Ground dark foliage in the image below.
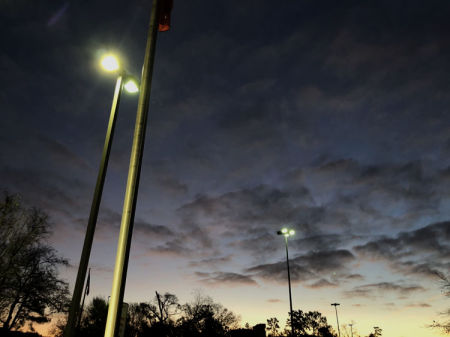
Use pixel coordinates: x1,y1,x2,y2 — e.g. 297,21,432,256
266,317,280,336
74,292,239,337
285,310,335,337
0,331,43,337
430,273,450,334
0,192,69,331
78,297,108,337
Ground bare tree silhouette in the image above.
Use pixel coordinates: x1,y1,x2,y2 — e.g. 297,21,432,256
0,192,69,331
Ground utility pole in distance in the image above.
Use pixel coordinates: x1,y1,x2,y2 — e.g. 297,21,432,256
331,303,341,337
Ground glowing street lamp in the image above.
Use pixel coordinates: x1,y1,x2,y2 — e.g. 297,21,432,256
277,227,295,337
64,53,139,337
101,54,120,72
99,54,139,94
123,79,139,93
100,54,139,94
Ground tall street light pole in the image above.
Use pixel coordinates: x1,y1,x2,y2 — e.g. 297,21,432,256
64,55,138,337
103,0,172,335
277,227,295,337
331,303,341,337
349,323,353,337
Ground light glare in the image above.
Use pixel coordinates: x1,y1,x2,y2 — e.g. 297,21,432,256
289,229,295,236
101,55,120,72
281,228,288,234
124,79,139,93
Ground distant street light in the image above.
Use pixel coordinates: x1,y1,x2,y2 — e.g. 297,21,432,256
331,303,341,337
64,53,138,337
277,227,295,337
349,323,353,337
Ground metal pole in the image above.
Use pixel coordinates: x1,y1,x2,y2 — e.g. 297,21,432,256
331,303,341,337
76,268,91,330
349,324,353,337
285,236,294,337
64,75,123,337
104,0,160,336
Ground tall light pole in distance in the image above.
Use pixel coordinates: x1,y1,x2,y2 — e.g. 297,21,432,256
64,54,139,337
348,323,353,337
277,227,295,337
331,303,341,337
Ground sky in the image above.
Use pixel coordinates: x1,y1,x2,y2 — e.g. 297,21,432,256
1,0,450,336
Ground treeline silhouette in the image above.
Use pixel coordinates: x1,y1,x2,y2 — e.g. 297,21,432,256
53,292,348,337
53,292,250,337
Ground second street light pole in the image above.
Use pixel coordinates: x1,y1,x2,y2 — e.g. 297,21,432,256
284,236,294,336
285,235,293,336
277,228,295,337
103,0,165,336
64,74,123,337
331,303,341,337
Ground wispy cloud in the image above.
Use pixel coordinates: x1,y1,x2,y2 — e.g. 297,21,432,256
246,249,355,285
195,271,258,286
354,221,450,278
344,282,425,298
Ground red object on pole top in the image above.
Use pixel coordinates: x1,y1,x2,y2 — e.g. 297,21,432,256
158,0,173,32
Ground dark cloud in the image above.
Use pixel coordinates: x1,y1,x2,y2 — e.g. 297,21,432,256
354,222,450,278
345,274,365,281
294,249,355,273
246,260,315,284
135,221,174,237
344,282,425,298
246,249,355,284
292,234,353,252
406,303,431,308
175,184,315,260
141,160,189,197
35,135,91,171
154,175,188,196
195,271,258,286
167,158,445,264
0,166,90,227
177,184,313,230
280,159,450,241
171,158,447,260
189,255,233,268
132,223,218,258
150,238,193,256
167,162,445,281
307,279,338,289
